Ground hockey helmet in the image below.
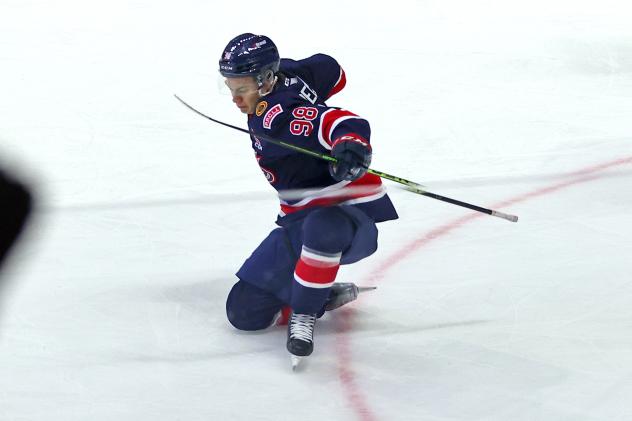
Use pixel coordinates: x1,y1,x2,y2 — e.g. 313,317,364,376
219,33,280,87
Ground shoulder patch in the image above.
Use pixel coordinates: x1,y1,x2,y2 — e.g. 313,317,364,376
263,104,283,129
255,101,268,117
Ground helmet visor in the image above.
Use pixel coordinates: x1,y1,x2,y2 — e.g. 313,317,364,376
217,75,260,97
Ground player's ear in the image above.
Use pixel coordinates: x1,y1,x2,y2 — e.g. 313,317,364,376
262,69,275,85
259,69,276,95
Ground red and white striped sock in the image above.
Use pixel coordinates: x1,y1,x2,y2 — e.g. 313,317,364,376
293,246,341,290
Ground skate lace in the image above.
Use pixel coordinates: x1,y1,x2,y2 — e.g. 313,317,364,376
289,313,315,343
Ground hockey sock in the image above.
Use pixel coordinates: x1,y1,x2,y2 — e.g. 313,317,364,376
291,246,341,313
290,207,355,314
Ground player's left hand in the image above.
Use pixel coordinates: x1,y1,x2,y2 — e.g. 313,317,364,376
329,135,372,181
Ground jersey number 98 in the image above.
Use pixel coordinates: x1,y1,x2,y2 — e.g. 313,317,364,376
290,107,318,136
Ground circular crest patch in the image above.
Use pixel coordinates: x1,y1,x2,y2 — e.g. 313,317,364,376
255,101,268,117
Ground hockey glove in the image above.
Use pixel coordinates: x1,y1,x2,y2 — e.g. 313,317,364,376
329,135,372,182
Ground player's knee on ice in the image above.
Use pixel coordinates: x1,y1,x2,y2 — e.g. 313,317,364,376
302,207,355,254
225,280,285,331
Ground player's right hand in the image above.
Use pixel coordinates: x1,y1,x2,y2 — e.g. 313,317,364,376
329,135,372,181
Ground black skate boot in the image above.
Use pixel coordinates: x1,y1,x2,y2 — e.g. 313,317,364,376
286,312,316,369
324,282,376,311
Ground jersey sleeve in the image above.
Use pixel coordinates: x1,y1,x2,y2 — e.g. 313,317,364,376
316,108,371,151
280,54,347,101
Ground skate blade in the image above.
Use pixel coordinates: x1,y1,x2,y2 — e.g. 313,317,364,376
357,286,377,293
291,355,303,371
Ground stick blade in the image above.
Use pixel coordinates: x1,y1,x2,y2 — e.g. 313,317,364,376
491,210,519,222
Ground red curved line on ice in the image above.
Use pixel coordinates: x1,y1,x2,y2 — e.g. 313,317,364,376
335,156,632,421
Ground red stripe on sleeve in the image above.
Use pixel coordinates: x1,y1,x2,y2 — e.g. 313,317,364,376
326,68,347,99
320,109,358,145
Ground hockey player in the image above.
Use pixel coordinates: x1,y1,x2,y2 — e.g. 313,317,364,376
220,33,398,367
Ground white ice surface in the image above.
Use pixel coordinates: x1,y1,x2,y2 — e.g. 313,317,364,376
1,1,632,420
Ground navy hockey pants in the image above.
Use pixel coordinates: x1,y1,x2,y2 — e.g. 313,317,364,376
227,205,378,331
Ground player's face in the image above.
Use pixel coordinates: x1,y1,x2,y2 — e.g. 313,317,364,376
225,77,261,114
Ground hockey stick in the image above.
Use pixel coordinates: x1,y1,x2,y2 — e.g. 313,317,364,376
174,95,519,223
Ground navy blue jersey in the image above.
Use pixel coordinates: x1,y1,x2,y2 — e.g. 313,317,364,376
246,54,398,224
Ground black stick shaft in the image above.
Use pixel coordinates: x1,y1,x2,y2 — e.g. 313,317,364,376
174,95,519,223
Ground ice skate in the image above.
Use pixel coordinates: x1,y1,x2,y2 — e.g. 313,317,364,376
286,312,316,370
324,282,376,311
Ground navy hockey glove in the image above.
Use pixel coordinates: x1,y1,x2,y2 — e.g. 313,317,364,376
329,135,372,182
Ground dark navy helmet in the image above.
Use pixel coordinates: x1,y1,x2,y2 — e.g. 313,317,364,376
219,33,280,86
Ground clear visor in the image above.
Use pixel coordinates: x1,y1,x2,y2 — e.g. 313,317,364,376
216,75,260,97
